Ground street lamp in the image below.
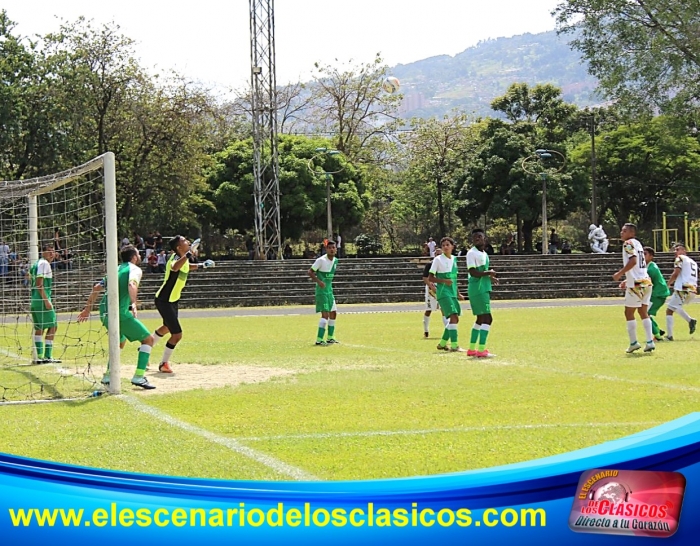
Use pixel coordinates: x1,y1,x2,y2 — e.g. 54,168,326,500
522,149,566,255
308,147,344,239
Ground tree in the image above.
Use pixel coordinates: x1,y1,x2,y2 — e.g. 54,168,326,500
454,84,587,251
568,116,700,231
400,112,475,237
205,135,366,240
39,18,218,233
309,54,401,160
555,0,700,114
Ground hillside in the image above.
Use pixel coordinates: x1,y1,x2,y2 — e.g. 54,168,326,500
392,30,599,118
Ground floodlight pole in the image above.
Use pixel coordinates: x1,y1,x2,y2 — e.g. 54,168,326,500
308,148,344,240
522,149,566,255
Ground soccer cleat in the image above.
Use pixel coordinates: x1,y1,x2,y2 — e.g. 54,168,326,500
690,319,697,334
315,341,328,346
44,358,62,364
33,359,47,364
654,335,664,342
665,335,674,341
326,338,340,344
448,347,464,353
659,330,666,336
644,341,656,353
158,362,173,373
436,344,449,351
467,349,478,357
476,350,495,358
626,341,642,353
131,377,156,390
101,374,110,385
424,332,429,338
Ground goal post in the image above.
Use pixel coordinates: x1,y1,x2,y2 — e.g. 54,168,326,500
0,152,121,401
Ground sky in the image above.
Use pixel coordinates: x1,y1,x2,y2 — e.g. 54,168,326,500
2,0,561,94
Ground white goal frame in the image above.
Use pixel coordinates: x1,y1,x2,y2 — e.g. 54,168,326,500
10,152,121,394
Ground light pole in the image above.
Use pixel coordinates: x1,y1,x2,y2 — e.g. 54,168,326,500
586,112,597,225
308,148,343,239
522,149,566,255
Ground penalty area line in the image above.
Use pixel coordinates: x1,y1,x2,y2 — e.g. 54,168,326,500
237,421,662,442
121,395,318,481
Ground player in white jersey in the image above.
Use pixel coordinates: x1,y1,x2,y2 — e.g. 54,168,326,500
664,243,698,340
612,223,655,353
422,248,448,337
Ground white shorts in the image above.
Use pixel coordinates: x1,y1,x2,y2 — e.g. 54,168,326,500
425,287,439,311
330,299,337,313
667,290,695,312
624,283,652,308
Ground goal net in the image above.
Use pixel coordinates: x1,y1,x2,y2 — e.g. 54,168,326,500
0,153,121,403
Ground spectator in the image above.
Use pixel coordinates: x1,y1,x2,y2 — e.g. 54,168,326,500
154,232,163,253
121,236,130,250
427,237,437,258
56,248,73,270
245,236,255,260
147,251,158,272
536,241,543,253
266,247,277,260
500,234,516,255
0,240,10,276
283,243,293,260
144,232,156,259
484,239,495,256
157,250,167,273
561,240,572,254
133,232,144,251
549,228,560,254
334,233,344,258
53,228,62,251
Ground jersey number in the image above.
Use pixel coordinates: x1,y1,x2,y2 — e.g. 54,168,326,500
637,251,647,269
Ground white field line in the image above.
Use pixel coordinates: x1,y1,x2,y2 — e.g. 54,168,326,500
120,395,317,481
237,421,662,442
344,343,700,394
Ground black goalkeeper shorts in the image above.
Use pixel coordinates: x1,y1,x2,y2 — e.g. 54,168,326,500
154,298,182,335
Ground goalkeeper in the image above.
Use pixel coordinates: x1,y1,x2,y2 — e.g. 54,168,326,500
77,245,155,389
29,243,59,363
152,235,214,373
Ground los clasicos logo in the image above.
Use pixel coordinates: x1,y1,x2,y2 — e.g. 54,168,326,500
568,469,685,538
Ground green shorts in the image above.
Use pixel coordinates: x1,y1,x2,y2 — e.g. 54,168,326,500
101,313,150,344
438,296,461,318
315,292,337,313
469,291,491,316
31,306,57,330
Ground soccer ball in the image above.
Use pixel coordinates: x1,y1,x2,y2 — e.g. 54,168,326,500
382,76,400,94
203,259,215,269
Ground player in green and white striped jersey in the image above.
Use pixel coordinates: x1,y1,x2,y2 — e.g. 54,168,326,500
29,243,59,363
308,240,339,346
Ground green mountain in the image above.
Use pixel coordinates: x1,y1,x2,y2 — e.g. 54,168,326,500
391,30,599,118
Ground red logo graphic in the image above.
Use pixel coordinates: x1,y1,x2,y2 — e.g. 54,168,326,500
569,469,685,538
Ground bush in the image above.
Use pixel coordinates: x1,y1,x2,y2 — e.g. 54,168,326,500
354,234,383,256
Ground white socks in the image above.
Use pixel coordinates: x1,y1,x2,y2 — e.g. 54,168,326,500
626,320,637,344
666,315,674,338
676,308,693,323
423,315,430,333
641,318,653,343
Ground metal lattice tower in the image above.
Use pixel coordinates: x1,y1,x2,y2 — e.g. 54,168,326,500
249,0,282,259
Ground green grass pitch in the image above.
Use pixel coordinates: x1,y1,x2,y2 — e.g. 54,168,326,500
0,304,698,481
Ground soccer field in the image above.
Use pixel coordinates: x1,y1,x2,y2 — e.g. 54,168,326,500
0,303,698,482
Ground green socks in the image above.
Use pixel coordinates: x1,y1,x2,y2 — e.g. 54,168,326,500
34,335,44,360
469,324,481,351
478,324,491,352
134,345,152,378
328,319,336,340
317,318,328,342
